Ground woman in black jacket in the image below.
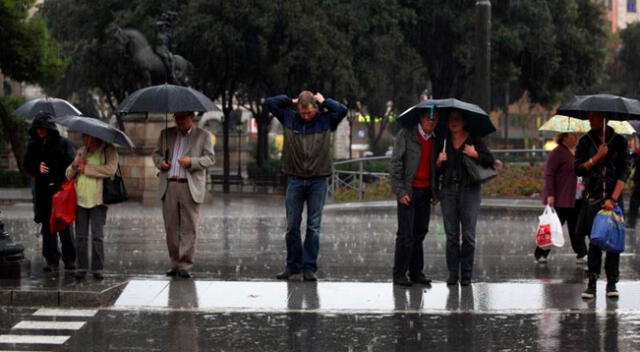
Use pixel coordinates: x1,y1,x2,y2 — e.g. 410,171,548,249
436,109,494,286
574,111,628,299
23,111,76,273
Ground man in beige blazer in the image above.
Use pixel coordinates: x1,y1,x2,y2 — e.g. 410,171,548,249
153,111,215,278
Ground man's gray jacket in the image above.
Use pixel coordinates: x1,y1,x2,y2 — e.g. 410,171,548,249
389,127,440,199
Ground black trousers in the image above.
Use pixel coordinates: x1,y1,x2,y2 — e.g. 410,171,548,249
535,200,587,259
40,221,76,268
393,187,431,278
576,199,620,279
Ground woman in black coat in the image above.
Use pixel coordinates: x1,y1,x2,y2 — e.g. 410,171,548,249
23,111,76,273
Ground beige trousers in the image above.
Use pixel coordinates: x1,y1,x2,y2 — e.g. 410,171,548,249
162,182,200,270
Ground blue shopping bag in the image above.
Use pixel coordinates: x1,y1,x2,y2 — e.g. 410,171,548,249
590,205,625,253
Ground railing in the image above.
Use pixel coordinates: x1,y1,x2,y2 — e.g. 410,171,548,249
328,149,549,200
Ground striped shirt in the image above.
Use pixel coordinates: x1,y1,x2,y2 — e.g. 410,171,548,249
168,127,193,179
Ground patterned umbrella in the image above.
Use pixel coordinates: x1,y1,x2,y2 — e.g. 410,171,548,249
539,115,635,135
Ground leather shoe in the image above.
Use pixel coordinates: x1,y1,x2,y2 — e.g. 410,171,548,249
177,269,192,279
460,278,471,286
43,265,59,273
276,270,301,280
303,271,317,281
166,268,178,277
410,273,432,285
446,276,459,285
93,272,104,281
393,276,413,287
74,272,87,280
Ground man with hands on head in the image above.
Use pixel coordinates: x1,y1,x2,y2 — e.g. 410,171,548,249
265,91,348,282
153,111,215,279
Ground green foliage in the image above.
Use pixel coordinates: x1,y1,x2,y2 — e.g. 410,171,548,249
0,0,66,84
0,95,28,154
617,22,640,98
483,163,544,197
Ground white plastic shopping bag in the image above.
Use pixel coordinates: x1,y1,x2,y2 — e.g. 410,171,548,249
535,205,564,247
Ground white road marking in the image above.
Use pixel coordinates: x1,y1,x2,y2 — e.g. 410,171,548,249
32,308,97,317
0,334,69,344
12,321,86,330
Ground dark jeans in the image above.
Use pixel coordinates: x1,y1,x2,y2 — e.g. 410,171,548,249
576,199,620,279
40,222,76,268
393,187,431,278
75,205,108,273
440,184,481,281
285,176,328,273
535,200,587,259
627,179,640,227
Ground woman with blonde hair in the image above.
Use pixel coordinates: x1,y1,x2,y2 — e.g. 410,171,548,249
66,134,118,280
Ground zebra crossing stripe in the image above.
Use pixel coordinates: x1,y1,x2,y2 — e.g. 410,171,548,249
0,335,70,344
12,321,86,330
32,308,97,317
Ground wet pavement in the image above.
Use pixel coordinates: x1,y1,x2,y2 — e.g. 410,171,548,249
2,195,638,282
0,194,639,351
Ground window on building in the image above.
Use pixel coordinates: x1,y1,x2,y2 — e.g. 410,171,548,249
630,0,637,12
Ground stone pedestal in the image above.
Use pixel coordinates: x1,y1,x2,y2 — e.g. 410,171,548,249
120,114,172,205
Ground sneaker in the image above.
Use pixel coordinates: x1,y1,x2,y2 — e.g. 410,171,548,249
74,272,87,280
93,272,104,281
576,256,587,264
409,273,432,285
42,265,59,273
582,274,598,299
446,276,459,286
303,271,318,282
606,282,619,298
537,257,548,264
276,270,301,280
460,278,472,286
393,276,412,287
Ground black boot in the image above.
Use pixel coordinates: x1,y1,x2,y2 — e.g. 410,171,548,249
606,275,619,298
581,273,598,299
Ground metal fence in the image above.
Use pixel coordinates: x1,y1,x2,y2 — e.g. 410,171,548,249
328,149,549,200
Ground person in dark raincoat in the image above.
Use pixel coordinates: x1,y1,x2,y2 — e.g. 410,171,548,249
23,111,76,273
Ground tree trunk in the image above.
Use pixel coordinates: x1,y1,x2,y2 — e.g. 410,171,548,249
255,112,271,168
0,101,26,176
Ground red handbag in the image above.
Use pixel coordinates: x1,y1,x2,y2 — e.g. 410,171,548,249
49,178,77,233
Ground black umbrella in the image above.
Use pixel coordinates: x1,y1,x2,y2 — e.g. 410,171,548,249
556,94,640,121
117,84,217,160
397,98,496,137
14,97,81,118
54,115,135,148
116,83,217,114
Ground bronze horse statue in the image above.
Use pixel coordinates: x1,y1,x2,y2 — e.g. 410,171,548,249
113,27,192,86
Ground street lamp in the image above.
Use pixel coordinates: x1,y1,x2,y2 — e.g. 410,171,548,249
236,118,243,178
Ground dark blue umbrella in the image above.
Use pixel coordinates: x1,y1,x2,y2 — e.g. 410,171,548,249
14,97,81,118
397,98,496,137
53,115,135,148
557,94,640,121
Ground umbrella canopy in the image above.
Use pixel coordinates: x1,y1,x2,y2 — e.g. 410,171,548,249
54,115,135,148
397,98,496,137
556,94,640,121
117,84,217,114
14,97,81,118
539,115,635,135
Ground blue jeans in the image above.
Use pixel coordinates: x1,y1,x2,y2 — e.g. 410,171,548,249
285,176,328,273
440,184,481,280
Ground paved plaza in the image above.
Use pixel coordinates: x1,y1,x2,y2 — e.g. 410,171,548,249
0,193,639,350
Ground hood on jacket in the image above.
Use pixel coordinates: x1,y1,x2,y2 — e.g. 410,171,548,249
28,111,60,139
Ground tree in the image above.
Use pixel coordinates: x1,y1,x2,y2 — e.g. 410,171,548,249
0,0,65,175
617,22,640,98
